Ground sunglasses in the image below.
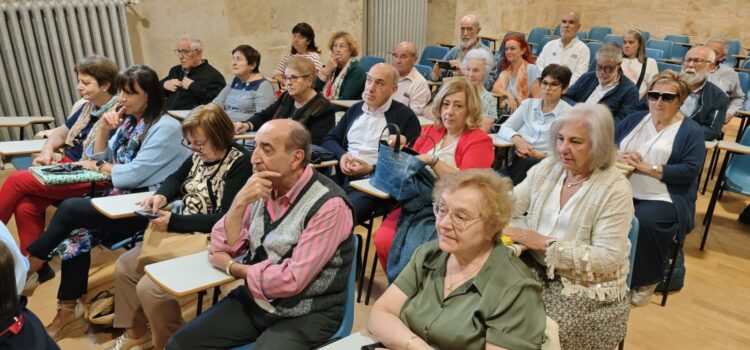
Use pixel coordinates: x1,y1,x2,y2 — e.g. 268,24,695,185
646,91,678,102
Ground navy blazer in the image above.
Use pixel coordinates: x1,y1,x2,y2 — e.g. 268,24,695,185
615,111,706,236
321,99,421,161
564,70,639,122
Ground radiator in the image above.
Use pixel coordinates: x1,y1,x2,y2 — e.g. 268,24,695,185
0,0,134,141
365,0,427,63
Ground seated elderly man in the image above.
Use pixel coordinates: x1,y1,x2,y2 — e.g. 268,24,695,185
679,46,729,140
563,42,639,122
322,63,421,224
430,14,497,90
536,11,590,85
704,37,745,125
161,36,225,110
166,119,355,350
392,41,431,115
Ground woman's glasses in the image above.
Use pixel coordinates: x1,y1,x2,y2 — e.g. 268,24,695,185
646,91,678,102
433,203,481,231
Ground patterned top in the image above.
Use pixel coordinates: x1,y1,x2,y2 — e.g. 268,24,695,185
480,89,498,119
213,78,275,122
272,52,323,78
181,147,245,215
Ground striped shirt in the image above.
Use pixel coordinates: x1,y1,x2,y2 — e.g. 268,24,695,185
272,52,323,78
210,166,353,300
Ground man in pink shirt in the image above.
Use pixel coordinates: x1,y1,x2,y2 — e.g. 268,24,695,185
167,119,354,350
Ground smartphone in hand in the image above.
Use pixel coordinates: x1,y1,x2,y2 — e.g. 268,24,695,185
134,210,160,219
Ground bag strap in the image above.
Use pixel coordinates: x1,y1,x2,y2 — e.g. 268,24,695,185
378,123,402,153
636,59,648,89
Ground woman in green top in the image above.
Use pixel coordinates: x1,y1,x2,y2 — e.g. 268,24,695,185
315,31,366,103
368,169,546,350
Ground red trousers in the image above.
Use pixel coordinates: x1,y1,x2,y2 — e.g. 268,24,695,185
0,158,108,255
373,208,402,272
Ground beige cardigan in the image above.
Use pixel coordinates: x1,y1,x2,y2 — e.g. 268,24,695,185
513,158,634,301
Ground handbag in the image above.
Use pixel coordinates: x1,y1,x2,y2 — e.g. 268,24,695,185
137,223,209,267
369,124,436,201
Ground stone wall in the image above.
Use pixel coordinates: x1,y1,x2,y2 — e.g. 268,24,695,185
126,0,364,79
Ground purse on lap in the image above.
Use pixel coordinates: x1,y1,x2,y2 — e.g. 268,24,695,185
369,124,436,201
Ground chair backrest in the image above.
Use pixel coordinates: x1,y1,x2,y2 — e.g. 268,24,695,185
627,217,639,287
725,39,741,66
528,27,552,46
664,34,690,43
657,61,682,73
645,48,664,60
359,55,385,73
738,72,750,95
603,34,624,47
588,26,612,42
414,64,431,80
576,32,588,41
641,31,651,43
724,127,750,195
646,39,673,61
419,45,448,67
587,41,604,63
553,24,561,36
536,36,556,56
741,59,750,71
481,38,492,49
669,43,690,61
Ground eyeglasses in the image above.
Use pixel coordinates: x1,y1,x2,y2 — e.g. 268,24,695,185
595,64,619,74
683,57,710,65
433,203,481,231
173,49,196,57
283,75,310,82
180,139,205,152
540,80,562,89
390,53,411,60
646,91,678,102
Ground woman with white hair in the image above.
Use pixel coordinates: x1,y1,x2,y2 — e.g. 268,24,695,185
462,48,498,131
505,103,634,349
563,42,639,122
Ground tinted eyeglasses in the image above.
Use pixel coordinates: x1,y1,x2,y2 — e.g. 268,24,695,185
595,64,618,74
540,80,562,89
646,91,678,102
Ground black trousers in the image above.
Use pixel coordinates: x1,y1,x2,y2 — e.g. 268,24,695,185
166,286,342,350
630,199,679,288
499,155,541,185
342,177,396,226
25,197,147,300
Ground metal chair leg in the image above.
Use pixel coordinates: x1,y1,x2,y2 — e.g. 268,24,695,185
661,234,684,306
357,216,375,303
196,290,206,316
365,252,379,305
701,151,732,250
212,286,221,306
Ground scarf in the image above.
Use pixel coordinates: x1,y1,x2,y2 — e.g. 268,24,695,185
324,58,355,100
501,61,530,101
65,95,118,157
111,115,145,165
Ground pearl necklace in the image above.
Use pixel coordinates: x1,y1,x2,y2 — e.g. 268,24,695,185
564,174,589,188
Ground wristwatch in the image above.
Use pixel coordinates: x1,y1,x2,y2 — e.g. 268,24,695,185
428,154,439,167
651,164,659,175
95,160,105,171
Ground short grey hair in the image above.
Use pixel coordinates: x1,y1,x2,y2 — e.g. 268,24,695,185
462,48,494,76
178,35,203,51
704,37,728,56
548,103,616,171
596,42,623,63
689,46,716,63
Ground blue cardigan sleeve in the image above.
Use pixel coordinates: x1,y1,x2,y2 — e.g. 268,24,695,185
662,120,705,186
321,106,360,159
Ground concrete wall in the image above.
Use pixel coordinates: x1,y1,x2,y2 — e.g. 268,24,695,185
126,0,364,79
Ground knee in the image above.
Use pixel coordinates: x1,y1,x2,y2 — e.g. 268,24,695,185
165,329,188,350
136,275,167,308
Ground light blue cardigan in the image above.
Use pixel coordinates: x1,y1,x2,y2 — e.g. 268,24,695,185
85,114,191,189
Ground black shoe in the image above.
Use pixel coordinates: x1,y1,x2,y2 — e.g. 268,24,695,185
37,262,55,284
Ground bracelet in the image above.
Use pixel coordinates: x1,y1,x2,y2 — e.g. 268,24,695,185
428,154,439,167
406,335,419,350
225,260,235,276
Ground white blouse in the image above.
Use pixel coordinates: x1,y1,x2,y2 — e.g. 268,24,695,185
424,137,458,177
621,57,658,97
619,114,682,203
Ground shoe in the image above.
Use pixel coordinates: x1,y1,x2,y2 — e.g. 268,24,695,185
23,272,39,296
107,332,154,350
38,262,55,283
630,284,657,307
48,301,88,341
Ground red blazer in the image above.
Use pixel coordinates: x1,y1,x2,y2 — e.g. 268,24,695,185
413,126,494,169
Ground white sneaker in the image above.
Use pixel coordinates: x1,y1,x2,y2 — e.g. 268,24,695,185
23,272,39,296
630,284,657,307
107,332,153,350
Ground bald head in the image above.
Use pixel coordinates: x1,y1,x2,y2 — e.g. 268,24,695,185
459,14,481,47
560,11,581,41
392,42,418,77
704,38,727,63
364,63,399,108
256,119,311,167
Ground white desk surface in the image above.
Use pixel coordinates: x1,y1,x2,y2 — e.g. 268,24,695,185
0,116,55,127
418,116,434,127
349,178,390,199
330,100,360,109
0,139,46,156
312,160,338,169
234,131,256,140
490,134,514,148
91,191,155,219
145,250,236,297
167,110,191,120
319,330,377,349
719,140,750,154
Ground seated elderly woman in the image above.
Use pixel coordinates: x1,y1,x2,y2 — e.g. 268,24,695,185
498,64,572,185
315,31,366,103
271,22,323,85
492,35,541,112
621,29,658,98
24,65,191,340
368,169,546,350
111,104,251,350
0,56,118,281
373,79,495,279
234,56,335,145
212,44,275,122
615,71,704,306
563,42,639,122
505,103,633,349
461,48,498,131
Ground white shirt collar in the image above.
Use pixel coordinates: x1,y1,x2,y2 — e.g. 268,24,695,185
361,97,393,115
